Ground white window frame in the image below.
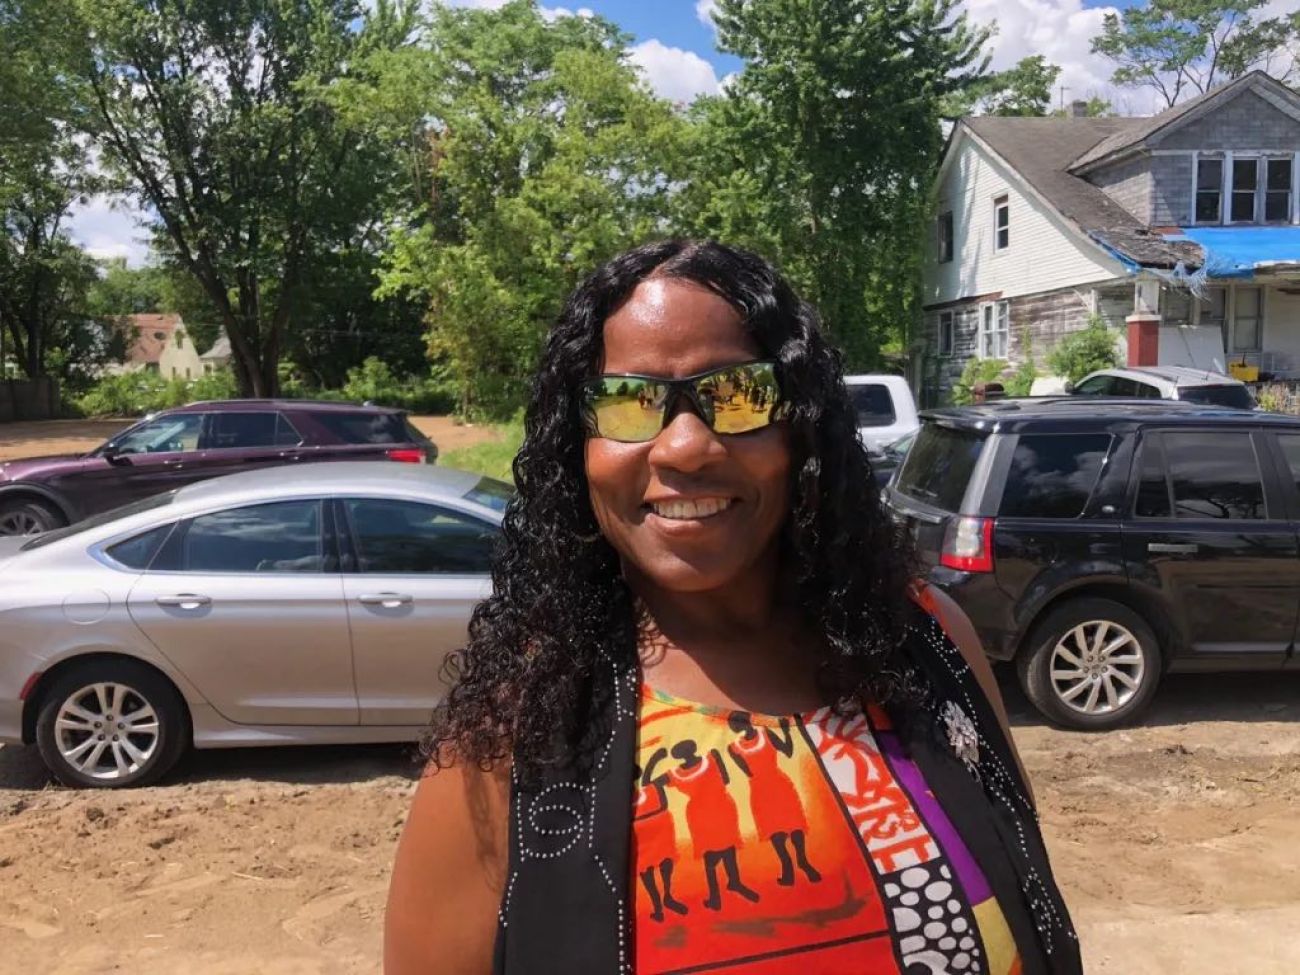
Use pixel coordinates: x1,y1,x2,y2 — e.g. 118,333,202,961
937,210,954,264
1231,285,1263,353
938,311,954,356
993,195,1010,251
978,300,1009,359
1191,151,1224,225
1228,155,1260,224
1263,156,1293,224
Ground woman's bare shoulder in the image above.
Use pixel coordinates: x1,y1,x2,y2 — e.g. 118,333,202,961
385,756,511,975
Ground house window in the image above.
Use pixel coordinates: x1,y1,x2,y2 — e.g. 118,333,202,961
1265,158,1292,223
1231,158,1258,223
938,311,954,355
1198,286,1228,348
937,211,954,263
1233,286,1262,352
979,301,1009,359
993,196,1009,250
1195,157,1222,223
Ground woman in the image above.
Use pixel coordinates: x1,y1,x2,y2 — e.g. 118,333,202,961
386,240,1080,975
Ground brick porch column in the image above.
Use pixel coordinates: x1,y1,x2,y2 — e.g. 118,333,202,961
1126,313,1161,367
1126,279,1161,367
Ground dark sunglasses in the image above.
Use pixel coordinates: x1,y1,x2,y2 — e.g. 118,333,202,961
581,360,782,443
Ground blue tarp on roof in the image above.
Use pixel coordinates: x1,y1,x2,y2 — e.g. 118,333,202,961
1167,227,1300,278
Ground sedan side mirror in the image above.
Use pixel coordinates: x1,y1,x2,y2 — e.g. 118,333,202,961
1063,380,1075,394
100,444,130,465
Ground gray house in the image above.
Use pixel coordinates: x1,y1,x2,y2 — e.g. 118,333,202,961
920,71,1300,405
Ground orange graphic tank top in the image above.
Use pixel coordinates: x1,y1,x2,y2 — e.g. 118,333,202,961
632,685,1022,975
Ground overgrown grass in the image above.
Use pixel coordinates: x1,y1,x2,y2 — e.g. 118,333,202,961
440,416,524,482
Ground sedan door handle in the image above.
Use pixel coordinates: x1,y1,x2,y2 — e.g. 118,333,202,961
155,593,212,609
1148,542,1198,554
357,592,414,607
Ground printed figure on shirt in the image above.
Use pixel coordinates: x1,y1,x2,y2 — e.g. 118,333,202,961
726,712,822,888
633,762,688,923
665,739,761,910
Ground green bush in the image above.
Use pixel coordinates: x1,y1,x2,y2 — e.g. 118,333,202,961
951,358,1008,406
75,367,240,417
1047,315,1121,384
1005,359,1038,398
339,356,457,414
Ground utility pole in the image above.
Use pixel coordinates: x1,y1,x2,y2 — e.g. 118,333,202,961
1058,86,1069,112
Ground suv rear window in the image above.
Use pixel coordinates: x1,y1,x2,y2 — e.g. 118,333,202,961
311,411,411,444
1177,385,1256,410
895,424,985,512
847,384,896,428
999,433,1112,519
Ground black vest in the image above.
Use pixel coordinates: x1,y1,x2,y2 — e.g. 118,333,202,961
493,610,1083,975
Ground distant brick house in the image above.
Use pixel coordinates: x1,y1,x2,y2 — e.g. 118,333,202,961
107,314,204,380
919,71,1300,405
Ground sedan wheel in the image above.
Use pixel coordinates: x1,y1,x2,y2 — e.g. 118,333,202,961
1018,597,1162,730
53,683,160,781
36,661,189,788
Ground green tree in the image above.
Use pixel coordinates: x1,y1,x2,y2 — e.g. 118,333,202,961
952,55,1062,117
67,0,422,397
375,1,690,416
0,0,105,382
1092,0,1300,108
677,0,991,367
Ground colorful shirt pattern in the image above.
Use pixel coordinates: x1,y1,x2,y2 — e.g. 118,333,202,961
633,686,1022,975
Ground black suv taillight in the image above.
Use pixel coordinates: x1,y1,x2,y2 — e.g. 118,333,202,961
940,516,994,573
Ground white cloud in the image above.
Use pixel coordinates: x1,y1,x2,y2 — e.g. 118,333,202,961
696,0,718,29
67,195,151,267
962,0,1161,115
539,5,594,20
629,38,721,104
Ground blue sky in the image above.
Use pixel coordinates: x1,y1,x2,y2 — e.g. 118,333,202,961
70,0,1156,265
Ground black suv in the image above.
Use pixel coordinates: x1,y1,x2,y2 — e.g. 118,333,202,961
886,399,1300,730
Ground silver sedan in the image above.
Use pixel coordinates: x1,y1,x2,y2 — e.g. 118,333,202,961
0,463,508,788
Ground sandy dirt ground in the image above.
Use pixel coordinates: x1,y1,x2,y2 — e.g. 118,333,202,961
2,420,1299,973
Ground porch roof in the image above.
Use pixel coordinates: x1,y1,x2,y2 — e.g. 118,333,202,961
1164,227,1300,279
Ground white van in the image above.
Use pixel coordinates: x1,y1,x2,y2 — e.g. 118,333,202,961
843,374,919,452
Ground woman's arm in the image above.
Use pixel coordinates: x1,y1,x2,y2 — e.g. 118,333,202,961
385,760,511,975
916,584,1035,807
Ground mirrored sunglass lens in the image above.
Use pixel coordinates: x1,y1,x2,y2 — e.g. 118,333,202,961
589,379,668,441
708,364,779,434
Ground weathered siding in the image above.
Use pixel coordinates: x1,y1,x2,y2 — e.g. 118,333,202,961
925,133,1127,306
1159,90,1300,152
919,304,980,406
1150,153,1194,225
1096,283,1133,329
1090,156,1151,224
1009,289,1095,366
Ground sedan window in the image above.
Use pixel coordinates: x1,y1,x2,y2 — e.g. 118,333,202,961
165,500,325,573
1073,376,1112,396
105,524,175,570
344,499,497,574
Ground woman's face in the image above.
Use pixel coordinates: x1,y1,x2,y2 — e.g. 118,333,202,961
584,277,792,596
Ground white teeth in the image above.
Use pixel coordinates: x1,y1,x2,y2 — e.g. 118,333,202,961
650,498,732,521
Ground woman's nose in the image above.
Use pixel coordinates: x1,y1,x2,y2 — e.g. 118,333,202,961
647,409,725,473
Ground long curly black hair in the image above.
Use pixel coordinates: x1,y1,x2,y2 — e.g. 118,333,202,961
426,240,918,779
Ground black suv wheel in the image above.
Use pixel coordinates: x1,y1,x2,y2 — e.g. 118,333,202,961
1017,597,1162,730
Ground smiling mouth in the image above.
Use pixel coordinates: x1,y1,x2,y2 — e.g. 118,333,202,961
647,498,734,521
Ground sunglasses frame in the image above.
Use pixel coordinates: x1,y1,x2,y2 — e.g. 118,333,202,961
581,359,783,443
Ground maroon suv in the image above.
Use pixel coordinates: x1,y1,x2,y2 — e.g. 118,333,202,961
0,400,439,535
